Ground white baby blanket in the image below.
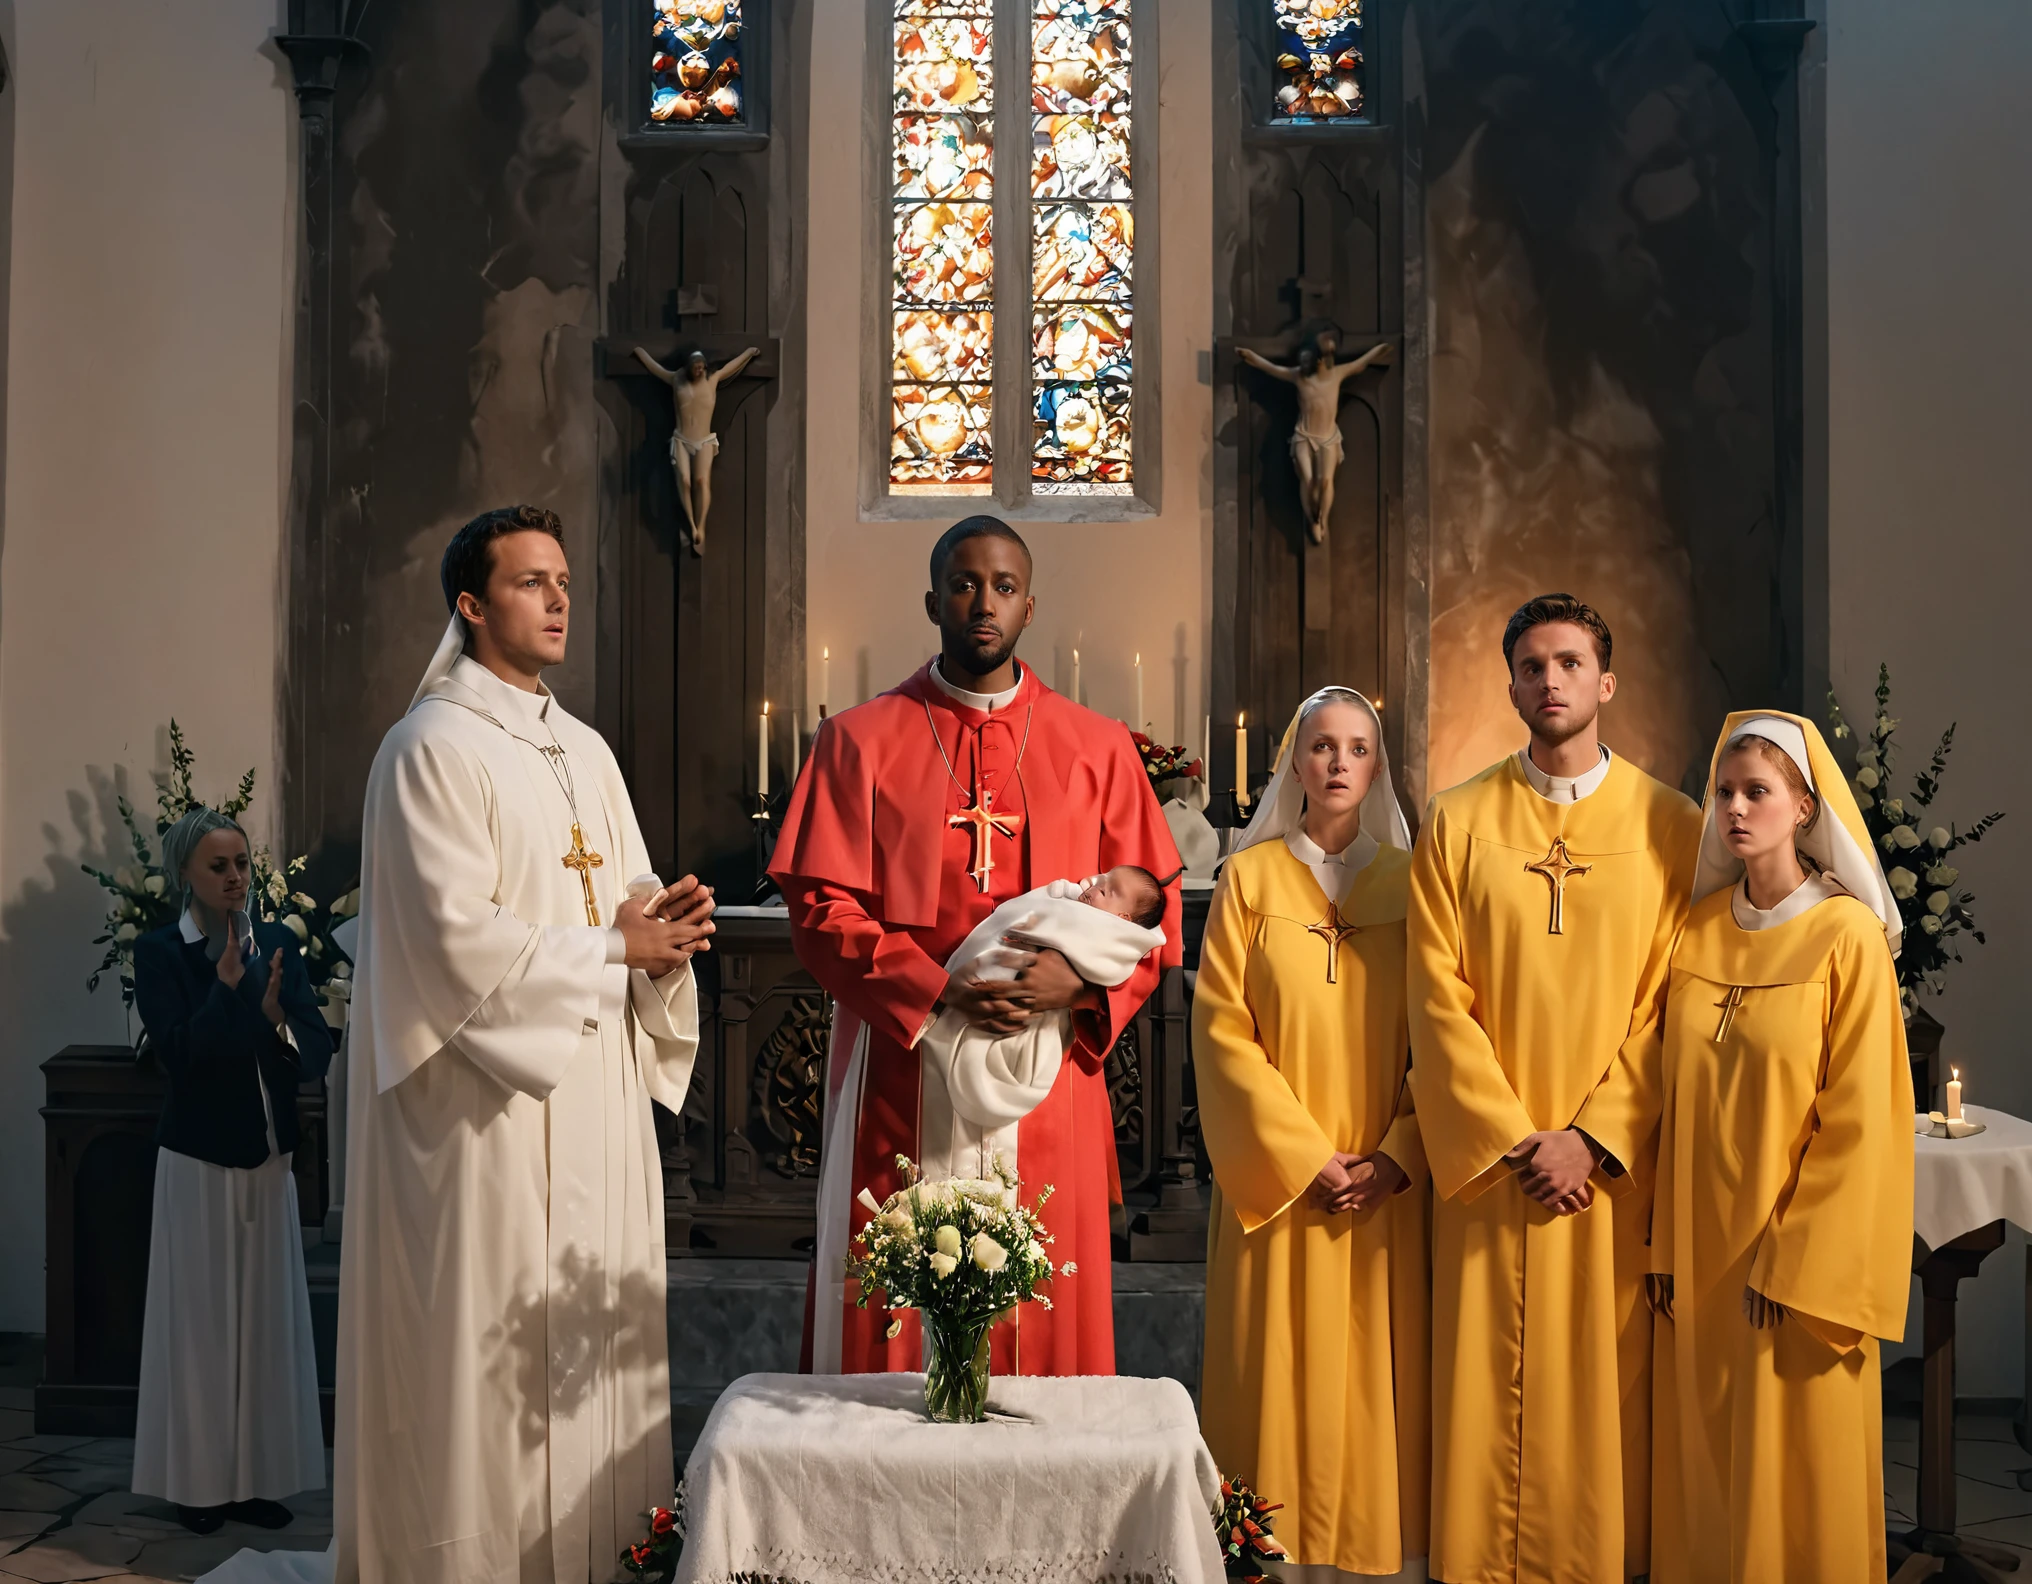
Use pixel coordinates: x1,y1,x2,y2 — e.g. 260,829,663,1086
918,879,1166,1184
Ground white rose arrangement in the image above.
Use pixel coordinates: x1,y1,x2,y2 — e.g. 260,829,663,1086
1829,667,2004,1009
847,1154,1070,1347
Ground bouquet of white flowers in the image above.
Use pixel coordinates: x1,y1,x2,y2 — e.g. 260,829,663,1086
847,1155,1071,1422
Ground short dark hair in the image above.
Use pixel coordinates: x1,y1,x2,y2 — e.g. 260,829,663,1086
928,515,1031,589
441,505,566,614
1502,592,1613,672
1118,865,1166,930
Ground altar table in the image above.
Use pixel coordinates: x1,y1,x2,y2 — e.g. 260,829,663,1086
676,1373,1226,1584
1897,1105,2032,1581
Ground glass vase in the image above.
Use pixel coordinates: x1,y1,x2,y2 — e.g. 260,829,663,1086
921,1311,992,1423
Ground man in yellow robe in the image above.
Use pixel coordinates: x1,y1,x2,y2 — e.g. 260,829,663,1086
1196,689,1429,1580
1408,595,1701,1584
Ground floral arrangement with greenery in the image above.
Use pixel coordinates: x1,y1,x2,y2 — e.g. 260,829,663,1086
1827,666,2004,1008
619,1485,685,1584
1132,731,1203,801
847,1155,1068,1421
82,721,358,1009
1213,1476,1289,1581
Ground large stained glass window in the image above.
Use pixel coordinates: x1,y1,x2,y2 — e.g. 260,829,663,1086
889,0,1136,498
1271,0,1364,122
891,2,996,493
650,1,746,124
1030,0,1132,492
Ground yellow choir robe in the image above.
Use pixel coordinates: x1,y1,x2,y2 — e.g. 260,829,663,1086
1650,888,1914,1584
1408,754,1701,1584
1196,839,1430,1578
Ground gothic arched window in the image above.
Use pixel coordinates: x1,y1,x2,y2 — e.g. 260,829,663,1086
888,0,1138,504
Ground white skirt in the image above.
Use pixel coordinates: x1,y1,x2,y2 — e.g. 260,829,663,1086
131,1148,327,1506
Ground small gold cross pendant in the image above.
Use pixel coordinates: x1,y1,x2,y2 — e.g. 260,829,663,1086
562,821,605,926
1712,985,1746,1043
1524,837,1593,935
1304,903,1361,984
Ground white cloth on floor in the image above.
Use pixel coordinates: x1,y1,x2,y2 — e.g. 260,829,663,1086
917,880,1164,1183
131,1148,325,1507
1912,1105,2032,1249
676,1372,1225,1584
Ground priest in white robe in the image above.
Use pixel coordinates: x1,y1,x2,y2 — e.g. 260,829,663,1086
335,505,712,1584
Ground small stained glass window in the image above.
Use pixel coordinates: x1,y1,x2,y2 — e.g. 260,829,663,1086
891,1,997,493
1271,0,1364,122
1029,0,1133,493
650,1,746,125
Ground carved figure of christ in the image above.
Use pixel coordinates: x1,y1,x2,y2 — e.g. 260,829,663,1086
632,344,761,556
1238,337,1394,544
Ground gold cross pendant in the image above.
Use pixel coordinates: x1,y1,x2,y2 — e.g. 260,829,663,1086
562,821,605,926
1712,985,1746,1043
1524,836,1593,935
1305,902,1361,984
949,790,1021,894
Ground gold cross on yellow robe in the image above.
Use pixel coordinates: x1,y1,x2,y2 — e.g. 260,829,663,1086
1407,752,1700,1584
1524,835,1593,934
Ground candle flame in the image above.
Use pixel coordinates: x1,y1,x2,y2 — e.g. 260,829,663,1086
1239,711,1246,727
823,646,830,661
763,700,771,718
1953,1066,1960,1081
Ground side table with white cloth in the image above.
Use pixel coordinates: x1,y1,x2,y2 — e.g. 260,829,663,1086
1902,1106,2032,1581
677,1373,1227,1584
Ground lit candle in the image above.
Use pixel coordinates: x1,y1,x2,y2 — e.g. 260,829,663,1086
821,647,831,718
1235,712,1249,807
1946,1066,1964,1122
759,701,770,797
790,710,801,786
1134,653,1144,731
1203,715,1211,765
1072,648,1082,705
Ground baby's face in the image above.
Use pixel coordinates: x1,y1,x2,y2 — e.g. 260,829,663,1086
1078,868,1143,922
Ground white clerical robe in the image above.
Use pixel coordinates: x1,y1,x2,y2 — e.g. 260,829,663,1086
335,649,698,1584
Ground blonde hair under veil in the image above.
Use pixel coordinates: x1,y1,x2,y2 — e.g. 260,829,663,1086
1230,686,1413,858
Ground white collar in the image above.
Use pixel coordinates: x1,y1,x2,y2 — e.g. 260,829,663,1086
450,654,553,723
1517,743,1612,803
1732,870,1848,931
1285,825,1379,906
931,659,1023,712
180,906,252,946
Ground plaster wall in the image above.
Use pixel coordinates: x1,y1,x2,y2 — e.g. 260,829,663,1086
1820,0,2032,1395
802,0,1214,745
0,0,295,1327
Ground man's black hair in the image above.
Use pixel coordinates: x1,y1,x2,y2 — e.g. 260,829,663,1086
928,515,1032,589
441,505,567,615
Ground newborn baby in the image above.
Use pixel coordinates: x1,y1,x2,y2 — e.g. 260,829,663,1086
916,866,1169,1184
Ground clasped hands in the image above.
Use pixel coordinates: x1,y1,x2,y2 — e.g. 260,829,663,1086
1308,1150,1405,1216
1504,1128,1600,1216
942,936,1099,1036
615,875,716,977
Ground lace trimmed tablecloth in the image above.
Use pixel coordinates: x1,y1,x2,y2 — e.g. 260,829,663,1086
1914,1105,2032,1249
674,1372,1226,1584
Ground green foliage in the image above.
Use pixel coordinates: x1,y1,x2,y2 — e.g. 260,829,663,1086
1827,665,2005,1006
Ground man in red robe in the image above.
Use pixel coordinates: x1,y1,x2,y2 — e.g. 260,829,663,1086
770,517,1182,1376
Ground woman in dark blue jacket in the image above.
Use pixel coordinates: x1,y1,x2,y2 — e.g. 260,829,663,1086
129,808,333,1535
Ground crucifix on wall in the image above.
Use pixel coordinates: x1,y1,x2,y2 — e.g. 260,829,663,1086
1238,326,1393,544
631,344,766,555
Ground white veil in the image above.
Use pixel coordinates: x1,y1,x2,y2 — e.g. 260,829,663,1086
1230,686,1413,857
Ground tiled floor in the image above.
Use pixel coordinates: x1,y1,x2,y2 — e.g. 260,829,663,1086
5,1334,2031,1582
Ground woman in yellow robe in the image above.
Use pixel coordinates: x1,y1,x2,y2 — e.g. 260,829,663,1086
1649,711,1913,1584
1196,687,1429,1581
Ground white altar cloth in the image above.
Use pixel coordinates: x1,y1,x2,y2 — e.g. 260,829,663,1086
676,1372,1225,1584
1914,1105,2032,1249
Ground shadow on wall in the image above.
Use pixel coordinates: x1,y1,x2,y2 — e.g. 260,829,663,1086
1423,0,1785,796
